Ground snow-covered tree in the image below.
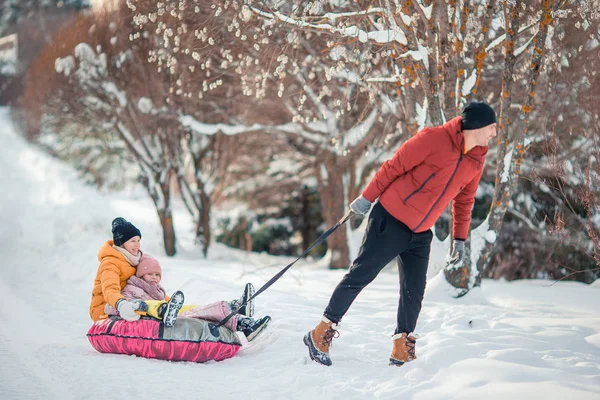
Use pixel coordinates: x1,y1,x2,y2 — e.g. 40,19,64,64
468,0,600,288
128,0,402,268
228,0,598,286
23,9,182,255
0,0,89,104
482,2,599,283
213,130,326,256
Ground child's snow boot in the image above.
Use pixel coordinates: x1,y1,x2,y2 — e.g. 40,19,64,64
238,315,271,341
230,282,255,317
159,290,185,327
389,332,417,366
303,316,339,366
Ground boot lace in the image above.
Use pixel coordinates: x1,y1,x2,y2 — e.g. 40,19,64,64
406,335,416,360
322,327,340,347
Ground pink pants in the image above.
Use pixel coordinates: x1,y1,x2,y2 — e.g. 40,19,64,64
179,301,239,332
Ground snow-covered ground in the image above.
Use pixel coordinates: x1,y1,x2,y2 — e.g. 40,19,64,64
1,107,599,399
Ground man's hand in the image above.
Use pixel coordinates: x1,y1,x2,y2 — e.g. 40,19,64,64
116,299,141,321
446,240,465,266
349,195,372,215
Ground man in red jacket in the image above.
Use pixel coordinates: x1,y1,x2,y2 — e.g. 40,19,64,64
304,101,497,367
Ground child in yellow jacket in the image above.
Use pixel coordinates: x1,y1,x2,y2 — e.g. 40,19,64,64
90,217,143,322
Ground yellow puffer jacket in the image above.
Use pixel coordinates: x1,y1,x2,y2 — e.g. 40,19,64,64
89,240,137,321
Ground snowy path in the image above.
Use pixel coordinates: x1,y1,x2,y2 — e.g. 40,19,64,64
1,107,599,399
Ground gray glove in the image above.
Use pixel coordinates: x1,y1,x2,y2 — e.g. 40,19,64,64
349,195,372,215
131,299,149,312
446,240,465,266
116,299,141,322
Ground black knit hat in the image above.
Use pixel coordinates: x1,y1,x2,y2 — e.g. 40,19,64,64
112,217,141,246
461,101,496,130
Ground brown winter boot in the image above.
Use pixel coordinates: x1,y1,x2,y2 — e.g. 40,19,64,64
303,316,339,366
389,332,417,366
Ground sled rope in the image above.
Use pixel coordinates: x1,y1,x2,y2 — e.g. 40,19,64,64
216,209,355,327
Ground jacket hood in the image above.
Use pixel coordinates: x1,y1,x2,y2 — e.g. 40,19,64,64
444,116,488,161
97,240,127,262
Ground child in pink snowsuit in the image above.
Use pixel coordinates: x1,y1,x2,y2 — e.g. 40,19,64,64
105,254,271,341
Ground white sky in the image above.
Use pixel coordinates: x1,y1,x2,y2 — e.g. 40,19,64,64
89,0,118,9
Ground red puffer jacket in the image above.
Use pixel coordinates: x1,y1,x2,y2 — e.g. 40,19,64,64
362,117,486,240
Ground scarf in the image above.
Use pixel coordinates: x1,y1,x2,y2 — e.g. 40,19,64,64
125,275,167,300
113,245,142,267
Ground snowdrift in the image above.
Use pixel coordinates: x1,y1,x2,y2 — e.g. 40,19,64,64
87,317,242,363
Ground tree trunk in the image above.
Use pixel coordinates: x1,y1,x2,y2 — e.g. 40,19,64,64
158,209,176,256
444,1,518,292
142,170,177,257
175,172,211,257
301,185,311,253
196,189,211,257
316,152,350,269
476,1,553,285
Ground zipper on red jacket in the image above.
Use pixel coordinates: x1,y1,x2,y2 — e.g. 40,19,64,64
403,173,436,204
414,153,463,232
464,152,483,167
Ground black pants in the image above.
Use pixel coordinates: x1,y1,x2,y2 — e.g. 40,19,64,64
323,202,433,334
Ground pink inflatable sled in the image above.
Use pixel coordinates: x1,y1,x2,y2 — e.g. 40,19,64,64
87,317,242,362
